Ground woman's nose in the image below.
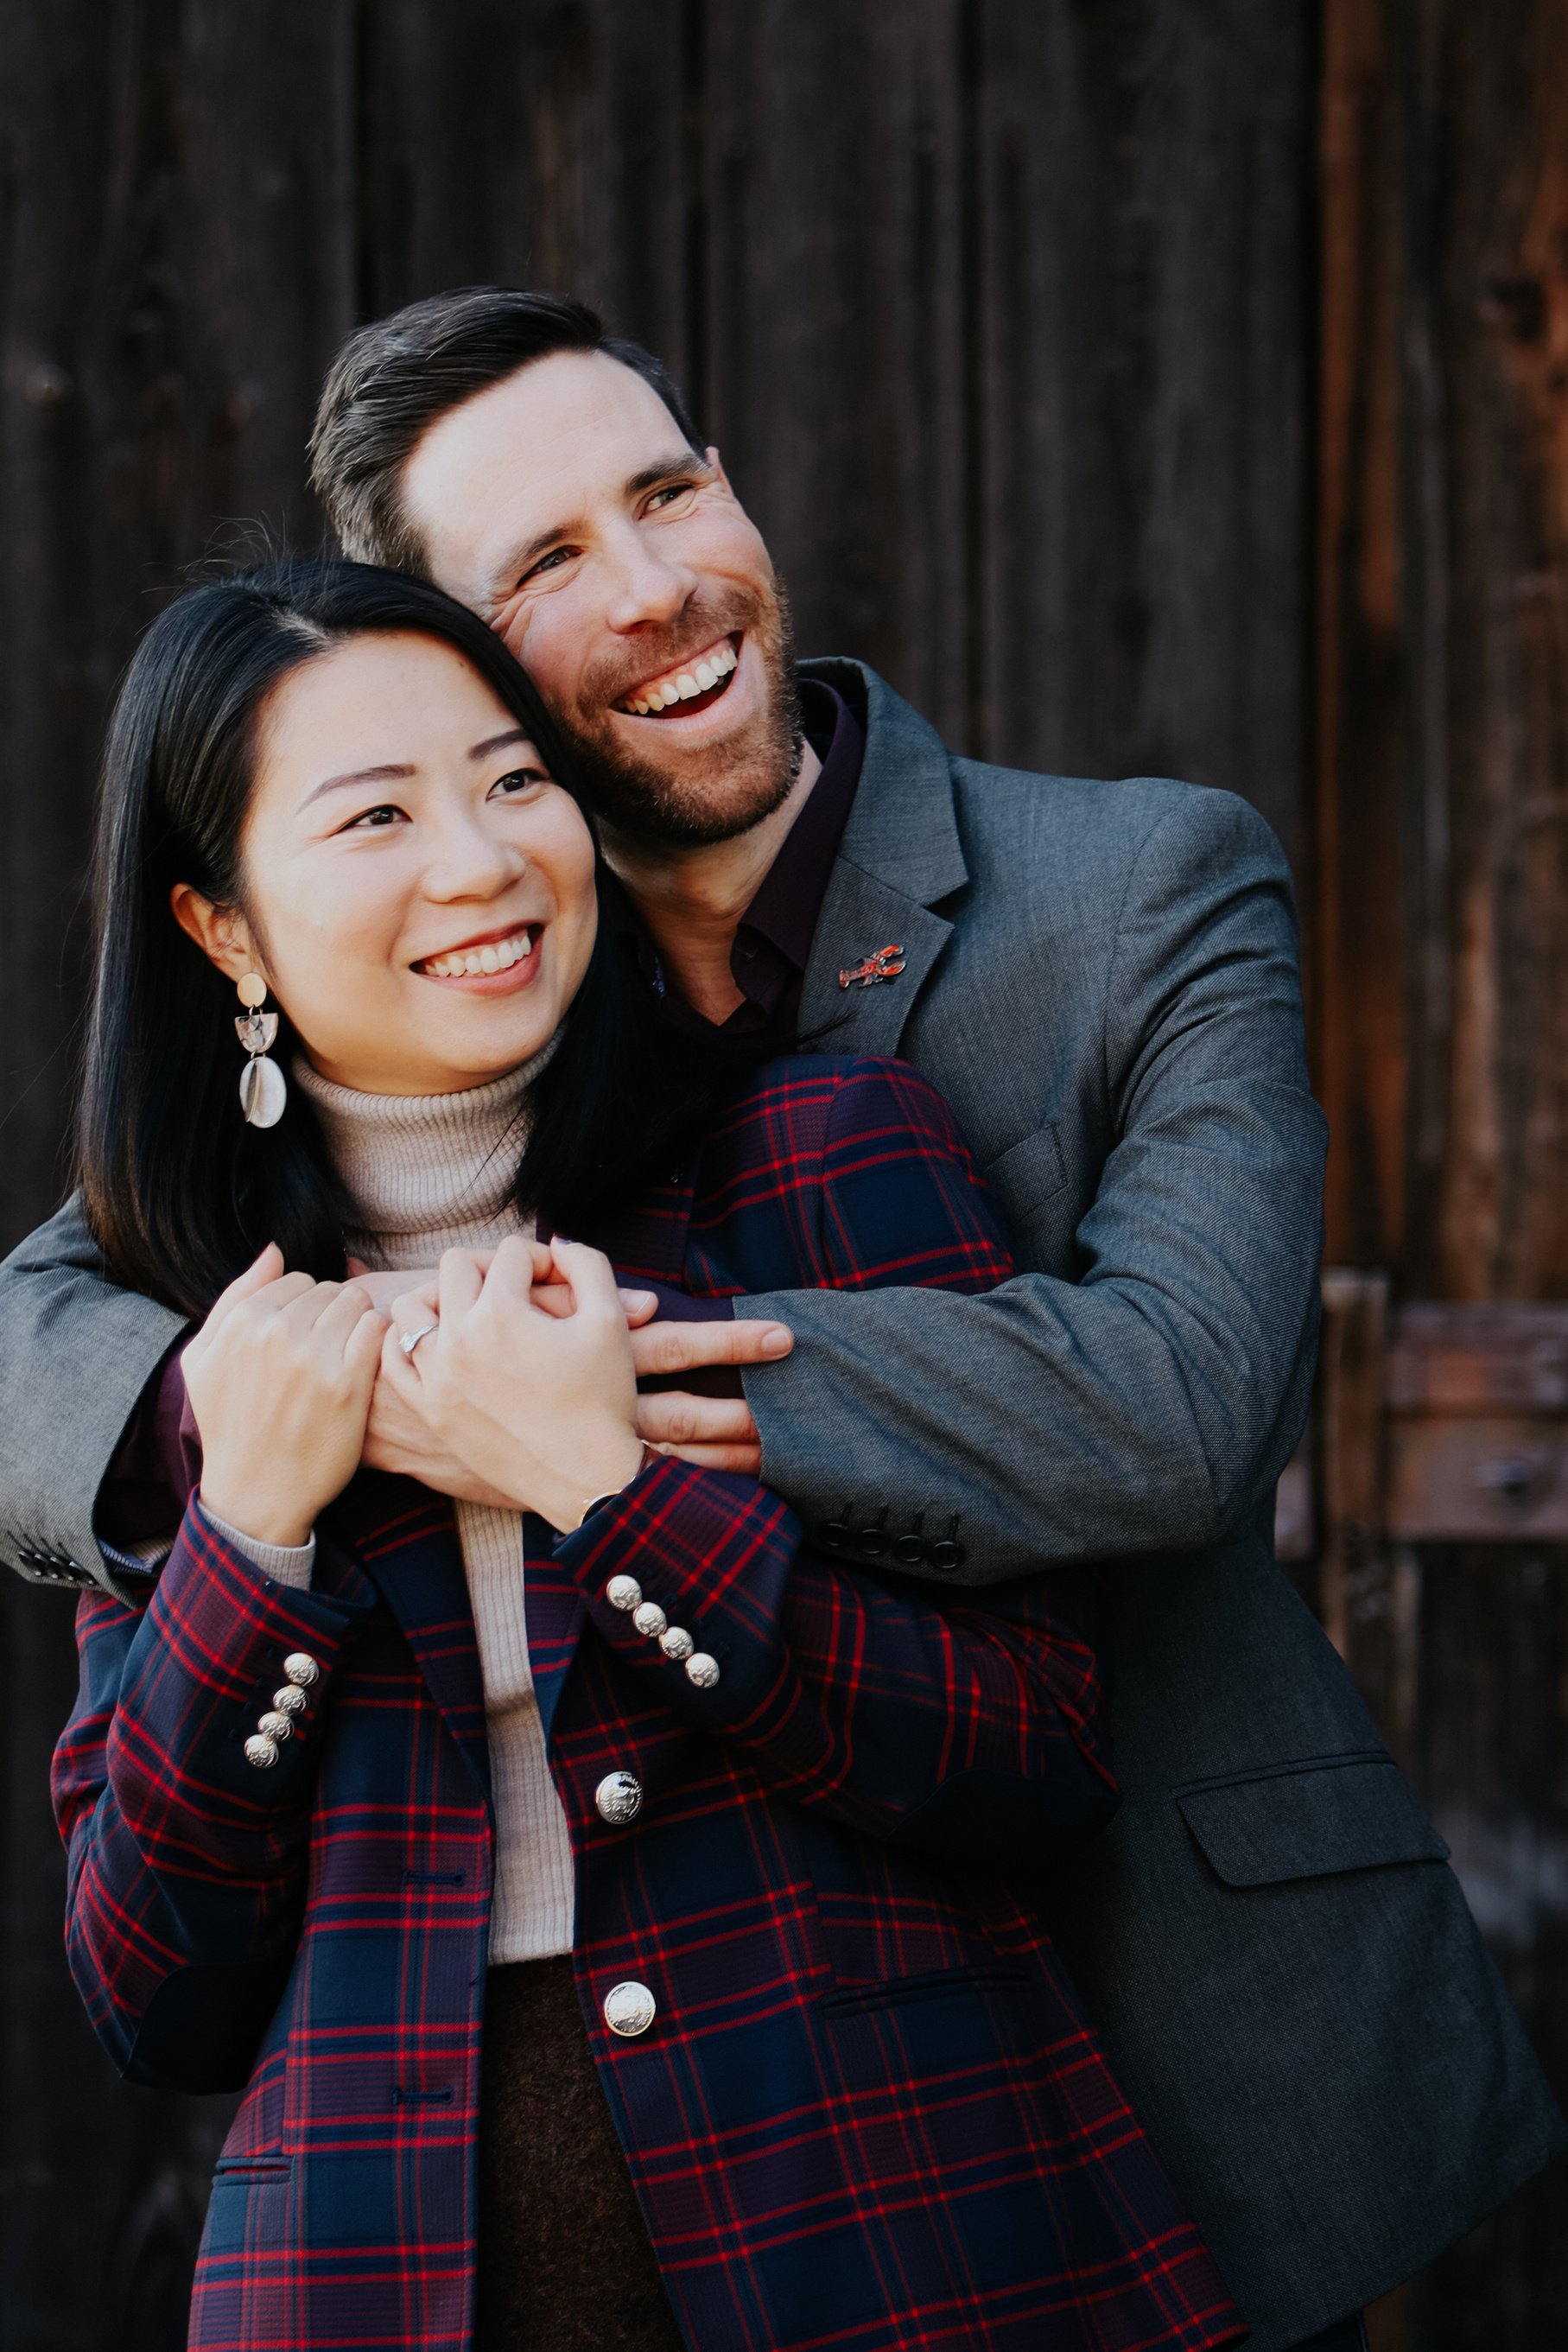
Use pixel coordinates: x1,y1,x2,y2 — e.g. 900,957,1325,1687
422,810,523,898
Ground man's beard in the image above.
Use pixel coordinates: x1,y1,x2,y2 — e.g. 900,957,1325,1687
547,578,805,849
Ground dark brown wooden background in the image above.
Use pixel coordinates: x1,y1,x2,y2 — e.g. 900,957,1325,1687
0,3,1562,2346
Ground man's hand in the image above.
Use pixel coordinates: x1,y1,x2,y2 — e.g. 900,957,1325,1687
358,1255,791,1486
629,1317,790,1475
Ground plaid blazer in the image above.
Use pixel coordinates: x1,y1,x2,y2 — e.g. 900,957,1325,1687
54,1056,1245,2352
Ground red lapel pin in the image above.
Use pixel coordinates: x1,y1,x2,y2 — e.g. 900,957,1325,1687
839,943,907,990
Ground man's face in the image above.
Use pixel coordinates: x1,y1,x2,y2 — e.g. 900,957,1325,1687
400,352,802,849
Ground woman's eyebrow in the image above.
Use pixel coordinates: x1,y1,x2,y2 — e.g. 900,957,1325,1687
469,728,535,760
299,762,415,810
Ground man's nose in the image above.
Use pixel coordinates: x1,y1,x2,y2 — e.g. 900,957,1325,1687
600,525,697,633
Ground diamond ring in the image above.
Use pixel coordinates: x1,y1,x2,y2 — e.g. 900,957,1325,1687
398,1321,438,1358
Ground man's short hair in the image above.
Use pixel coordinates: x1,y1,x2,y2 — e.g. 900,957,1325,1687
308,288,702,572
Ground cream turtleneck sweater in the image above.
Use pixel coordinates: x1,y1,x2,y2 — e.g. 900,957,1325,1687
222,1041,576,1966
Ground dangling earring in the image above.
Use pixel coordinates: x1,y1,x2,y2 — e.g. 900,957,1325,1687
235,972,287,1128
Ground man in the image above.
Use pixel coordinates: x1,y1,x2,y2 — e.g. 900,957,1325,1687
3,289,1560,2352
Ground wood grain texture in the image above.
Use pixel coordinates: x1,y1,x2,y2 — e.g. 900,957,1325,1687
10,4,1567,2348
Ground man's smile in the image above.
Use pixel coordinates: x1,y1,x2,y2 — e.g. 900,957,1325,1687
616,633,740,719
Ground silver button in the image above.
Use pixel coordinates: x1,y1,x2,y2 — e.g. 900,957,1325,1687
272,1685,308,1717
685,1653,721,1689
595,1771,643,1826
606,1575,642,1612
282,1652,320,1687
244,1733,279,1769
659,1626,695,1662
257,1710,295,1743
632,1600,668,1639
603,1980,657,2038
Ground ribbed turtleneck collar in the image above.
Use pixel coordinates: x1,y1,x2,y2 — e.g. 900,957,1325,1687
292,1030,561,1273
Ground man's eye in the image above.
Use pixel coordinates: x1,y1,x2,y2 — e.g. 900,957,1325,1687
522,547,573,582
647,481,696,512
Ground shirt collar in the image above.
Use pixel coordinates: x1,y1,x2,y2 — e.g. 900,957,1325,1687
733,678,864,972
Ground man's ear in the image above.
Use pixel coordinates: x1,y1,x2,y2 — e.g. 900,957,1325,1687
169,881,261,987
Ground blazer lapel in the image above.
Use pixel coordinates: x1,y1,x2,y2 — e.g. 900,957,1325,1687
799,868,953,1056
325,1472,492,1799
797,657,968,1055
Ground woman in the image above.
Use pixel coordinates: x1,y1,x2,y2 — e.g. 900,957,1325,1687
54,560,1244,2352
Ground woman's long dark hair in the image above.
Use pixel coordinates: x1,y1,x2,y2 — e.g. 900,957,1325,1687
79,557,730,1316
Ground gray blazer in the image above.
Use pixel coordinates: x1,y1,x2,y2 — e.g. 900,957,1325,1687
1,658,1561,2349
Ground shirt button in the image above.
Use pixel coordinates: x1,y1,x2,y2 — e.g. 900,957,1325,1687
632,1600,668,1639
606,1575,642,1612
685,1653,721,1690
282,1653,320,1687
659,1626,695,1662
603,1980,657,2038
244,1734,280,1769
595,1771,643,1826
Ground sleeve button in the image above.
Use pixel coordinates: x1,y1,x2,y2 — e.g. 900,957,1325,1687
606,1575,642,1612
929,1539,966,1571
272,1686,308,1716
257,1711,295,1742
685,1653,721,1690
659,1626,695,1662
632,1601,668,1639
244,1734,280,1769
282,1653,321,1687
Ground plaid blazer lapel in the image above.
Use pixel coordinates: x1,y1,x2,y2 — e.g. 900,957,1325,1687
326,1472,492,1799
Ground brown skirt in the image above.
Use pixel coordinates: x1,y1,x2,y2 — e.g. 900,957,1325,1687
474,1957,686,2352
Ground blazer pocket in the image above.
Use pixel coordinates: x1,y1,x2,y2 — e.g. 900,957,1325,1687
1176,1752,1450,1888
982,1122,1067,1225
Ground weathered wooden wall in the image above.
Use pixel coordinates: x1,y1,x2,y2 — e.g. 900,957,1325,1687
1316,7,1568,2345
0,2,1561,2346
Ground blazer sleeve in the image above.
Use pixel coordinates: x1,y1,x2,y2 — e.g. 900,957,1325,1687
734,788,1328,1582
52,1500,362,2092
558,1059,1118,1873
0,1195,187,1597
556,1457,1118,1873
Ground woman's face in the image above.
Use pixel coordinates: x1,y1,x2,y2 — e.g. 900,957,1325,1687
180,632,599,1096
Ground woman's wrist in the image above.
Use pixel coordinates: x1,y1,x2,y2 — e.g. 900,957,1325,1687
542,1433,653,1535
198,1479,314,1552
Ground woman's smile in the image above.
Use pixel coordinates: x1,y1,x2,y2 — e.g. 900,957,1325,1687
414,919,545,989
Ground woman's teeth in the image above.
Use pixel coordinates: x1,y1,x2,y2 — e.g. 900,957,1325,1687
620,639,738,715
420,928,536,979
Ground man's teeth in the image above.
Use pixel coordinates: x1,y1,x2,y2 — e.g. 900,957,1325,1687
422,929,536,979
622,639,738,714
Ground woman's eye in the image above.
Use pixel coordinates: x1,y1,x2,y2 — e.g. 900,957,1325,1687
488,768,549,799
341,804,404,830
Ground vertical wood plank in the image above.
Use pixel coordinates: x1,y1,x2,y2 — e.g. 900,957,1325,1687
0,8,357,2344
971,1,1314,856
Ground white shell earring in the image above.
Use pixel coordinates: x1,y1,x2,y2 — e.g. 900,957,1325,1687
235,972,287,1128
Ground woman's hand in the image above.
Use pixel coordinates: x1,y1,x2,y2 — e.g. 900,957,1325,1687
383,1237,645,1532
184,1244,385,1548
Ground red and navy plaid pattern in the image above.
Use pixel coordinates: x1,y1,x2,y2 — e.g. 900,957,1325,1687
54,1057,1245,2352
